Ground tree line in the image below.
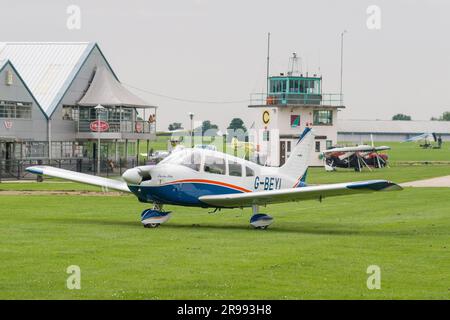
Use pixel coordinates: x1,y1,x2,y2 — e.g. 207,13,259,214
392,111,450,121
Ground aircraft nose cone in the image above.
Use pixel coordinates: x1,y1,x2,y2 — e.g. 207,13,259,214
122,168,142,185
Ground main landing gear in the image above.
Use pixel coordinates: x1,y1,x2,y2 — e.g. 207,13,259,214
141,203,171,228
141,204,273,230
250,205,273,230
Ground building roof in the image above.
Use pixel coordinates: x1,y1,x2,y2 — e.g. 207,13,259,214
78,66,156,108
0,59,7,71
338,119,450,134
0,59,48,118
0,42,97,117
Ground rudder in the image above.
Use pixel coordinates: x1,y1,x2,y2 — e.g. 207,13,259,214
278,127,314,185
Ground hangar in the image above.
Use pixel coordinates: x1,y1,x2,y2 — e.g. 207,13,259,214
0,42,157,179
338,119,450,142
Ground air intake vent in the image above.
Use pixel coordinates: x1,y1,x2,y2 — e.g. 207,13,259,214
5,70,13,86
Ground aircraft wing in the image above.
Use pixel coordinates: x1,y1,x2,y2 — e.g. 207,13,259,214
403,133,434,142
324,145,390,154
199,180,402,208
26,166,131,193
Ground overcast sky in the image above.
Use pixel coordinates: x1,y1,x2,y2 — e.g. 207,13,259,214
1,0,449,130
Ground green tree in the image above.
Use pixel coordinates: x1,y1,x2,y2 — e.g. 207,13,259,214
200,120,219,135
392,114,411,121
168,122,183,131
440,111,450,121
431,111,450,121
227,118,247,132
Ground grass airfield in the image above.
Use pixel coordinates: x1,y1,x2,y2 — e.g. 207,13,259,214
0,142,449,299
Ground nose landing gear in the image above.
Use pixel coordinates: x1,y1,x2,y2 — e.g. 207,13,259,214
141,203,171,228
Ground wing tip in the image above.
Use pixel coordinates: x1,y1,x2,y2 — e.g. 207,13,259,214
26,166,44,175
347,180,403,192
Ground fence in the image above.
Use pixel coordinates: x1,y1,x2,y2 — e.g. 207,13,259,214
78,120,155,134
0,157,144,181
249,92,343,106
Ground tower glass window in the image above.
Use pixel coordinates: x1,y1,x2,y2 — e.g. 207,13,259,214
313,110,333,125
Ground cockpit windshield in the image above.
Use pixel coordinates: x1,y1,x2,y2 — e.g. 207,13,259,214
159,149,202,171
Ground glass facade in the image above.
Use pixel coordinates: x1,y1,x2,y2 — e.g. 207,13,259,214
267,76,323,105
269,77,321,95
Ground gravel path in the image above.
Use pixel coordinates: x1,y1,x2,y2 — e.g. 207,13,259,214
401,175,450,187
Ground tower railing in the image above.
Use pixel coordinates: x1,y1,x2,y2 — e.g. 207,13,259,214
250,92,343,106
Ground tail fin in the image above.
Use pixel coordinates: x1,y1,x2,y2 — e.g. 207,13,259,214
278,127,314,186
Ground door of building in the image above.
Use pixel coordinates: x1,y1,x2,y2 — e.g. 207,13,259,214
1,142,14,176
5,142,13,160
0,142,5,160
280,141,286,166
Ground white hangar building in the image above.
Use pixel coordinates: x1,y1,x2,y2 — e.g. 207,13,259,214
338,119,450,142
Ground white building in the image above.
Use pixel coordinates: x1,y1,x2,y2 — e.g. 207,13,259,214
249,74,343,167
338,119,450,142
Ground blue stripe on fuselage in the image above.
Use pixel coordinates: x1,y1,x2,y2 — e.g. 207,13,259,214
128,182,244,206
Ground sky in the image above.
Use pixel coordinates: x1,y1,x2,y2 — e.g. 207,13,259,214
1,0,449,131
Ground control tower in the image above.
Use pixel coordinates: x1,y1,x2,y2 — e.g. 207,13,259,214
248,54,345,166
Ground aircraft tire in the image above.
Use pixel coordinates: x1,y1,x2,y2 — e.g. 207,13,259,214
144,223,160,228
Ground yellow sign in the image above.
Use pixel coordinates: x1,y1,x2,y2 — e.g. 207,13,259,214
262,110,270,125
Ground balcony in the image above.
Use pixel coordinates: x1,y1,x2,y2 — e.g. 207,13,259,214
69,104,157,141
75,119,156,140
77,120,154,134
249,92,344,107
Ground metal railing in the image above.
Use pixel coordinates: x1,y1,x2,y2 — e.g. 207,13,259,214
250,93,344,106
0,157,145,181
77,120,155,134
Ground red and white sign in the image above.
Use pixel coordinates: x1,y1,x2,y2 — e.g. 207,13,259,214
4,121,12,129
90,120,109,132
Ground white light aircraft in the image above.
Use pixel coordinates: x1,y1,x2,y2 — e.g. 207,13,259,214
26,128,402,229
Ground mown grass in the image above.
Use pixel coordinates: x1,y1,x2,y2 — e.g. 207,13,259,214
340,141,450,163
306,165,450,184
0,137,449,299
143,135,450,163
0,187,448,299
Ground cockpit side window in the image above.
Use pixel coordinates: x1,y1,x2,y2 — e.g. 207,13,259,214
204,155,226,175
180,151,201,171
245,166,255,177
228,159,242,177
159,150,201,172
